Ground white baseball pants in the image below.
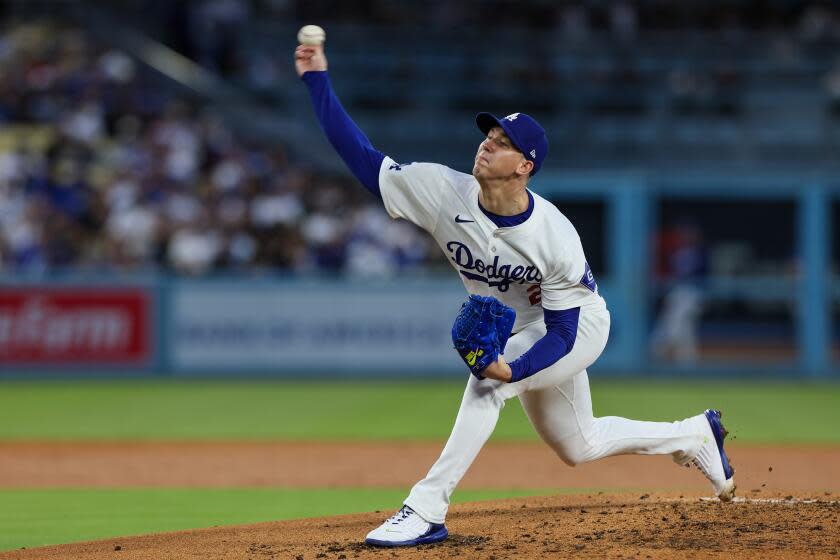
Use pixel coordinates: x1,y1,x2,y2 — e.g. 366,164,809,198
404,301,709,524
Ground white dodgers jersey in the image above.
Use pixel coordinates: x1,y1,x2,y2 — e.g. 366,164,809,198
378,157,605,332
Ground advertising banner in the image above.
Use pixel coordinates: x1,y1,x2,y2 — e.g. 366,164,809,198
0,287,152,365
170,281,465,373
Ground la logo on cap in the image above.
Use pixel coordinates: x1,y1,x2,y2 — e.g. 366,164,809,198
505,113,520,121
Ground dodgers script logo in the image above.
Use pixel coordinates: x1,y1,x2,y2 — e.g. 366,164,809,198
446,241,541,292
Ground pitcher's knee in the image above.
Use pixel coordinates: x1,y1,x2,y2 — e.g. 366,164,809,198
548,441,589,467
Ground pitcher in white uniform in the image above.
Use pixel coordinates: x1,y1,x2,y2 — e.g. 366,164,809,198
295,40,735,549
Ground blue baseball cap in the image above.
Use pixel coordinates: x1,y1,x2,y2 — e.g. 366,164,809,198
476,112,549,176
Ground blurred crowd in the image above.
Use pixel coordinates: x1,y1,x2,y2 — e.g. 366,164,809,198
159,0,840,144
1,2,837,277
0,22,433,275
265,0,840,36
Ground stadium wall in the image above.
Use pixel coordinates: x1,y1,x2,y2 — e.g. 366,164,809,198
0,271,834,379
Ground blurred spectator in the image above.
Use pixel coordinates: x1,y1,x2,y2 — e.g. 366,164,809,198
167,215,223,274
557,3,591,43
797,4,837,44
651,222,708,364
344,206,431,277
609,2,638,43
823,59,840,116
187,0,250,76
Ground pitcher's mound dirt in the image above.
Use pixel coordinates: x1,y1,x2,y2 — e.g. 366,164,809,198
0,442,838,559
2,493,839,559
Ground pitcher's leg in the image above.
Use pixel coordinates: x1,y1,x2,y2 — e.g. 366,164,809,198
404,305,611,524
404,374,510,524
519,370,707,467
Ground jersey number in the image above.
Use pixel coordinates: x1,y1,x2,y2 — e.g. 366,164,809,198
527,285,541,306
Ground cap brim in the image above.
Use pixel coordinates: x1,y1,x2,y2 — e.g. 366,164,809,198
476,112,503,136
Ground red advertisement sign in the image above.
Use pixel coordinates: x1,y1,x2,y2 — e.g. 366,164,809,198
0,288,152,365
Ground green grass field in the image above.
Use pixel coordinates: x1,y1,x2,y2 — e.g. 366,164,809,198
0,379,838,551
1,379,838,442
0,487,560,551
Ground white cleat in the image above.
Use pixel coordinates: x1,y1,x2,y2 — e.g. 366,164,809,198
692,409,736,501
364,505,449,547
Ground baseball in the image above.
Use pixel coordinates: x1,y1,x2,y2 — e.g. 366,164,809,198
297,24,325,46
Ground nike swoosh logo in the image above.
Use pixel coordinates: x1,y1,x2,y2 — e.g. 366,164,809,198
467,348,481,366
455,215,475,223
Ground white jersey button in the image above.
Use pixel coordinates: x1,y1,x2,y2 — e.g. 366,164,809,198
491,246,497,252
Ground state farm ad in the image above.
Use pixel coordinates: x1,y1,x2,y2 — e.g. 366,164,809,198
0,288,152,365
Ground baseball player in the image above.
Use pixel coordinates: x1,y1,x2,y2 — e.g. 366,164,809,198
295,40,735,548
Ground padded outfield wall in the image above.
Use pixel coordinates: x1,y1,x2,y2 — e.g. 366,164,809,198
0,272,835,378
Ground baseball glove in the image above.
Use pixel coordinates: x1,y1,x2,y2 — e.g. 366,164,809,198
452,294,516,378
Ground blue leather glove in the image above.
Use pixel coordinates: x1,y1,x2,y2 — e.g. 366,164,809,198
452,295,516,378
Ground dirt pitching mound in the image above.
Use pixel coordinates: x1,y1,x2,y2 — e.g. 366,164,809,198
3,493,838,560
1,442,838,558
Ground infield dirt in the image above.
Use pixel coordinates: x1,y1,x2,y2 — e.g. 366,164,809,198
1,442,838,559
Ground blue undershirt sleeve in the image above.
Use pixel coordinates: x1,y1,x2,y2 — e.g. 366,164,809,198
301,71,385,197
508,307,580,383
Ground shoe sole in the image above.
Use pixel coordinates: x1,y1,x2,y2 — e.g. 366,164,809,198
704,409,736,501
365,524,449,547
